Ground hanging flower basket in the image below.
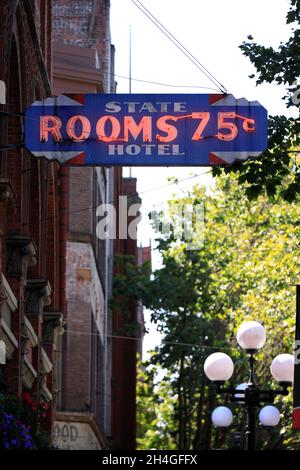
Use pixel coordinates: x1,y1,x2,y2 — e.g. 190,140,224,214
0,393,54,450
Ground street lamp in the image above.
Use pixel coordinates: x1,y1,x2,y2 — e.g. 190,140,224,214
204,321,294,450
211,406,233,428
204,352,234,382
259,406,281,427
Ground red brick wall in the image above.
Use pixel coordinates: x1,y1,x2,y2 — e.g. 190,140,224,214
52,0,110,435
52,0,107,50
62,297,91,410
52,0,111,90
52,0,139,449
68,167,93,237
111,170,138,450
0,1,65,428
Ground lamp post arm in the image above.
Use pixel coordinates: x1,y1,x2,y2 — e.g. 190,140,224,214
215,383,290,406
215,384,239,395
258,384,290,400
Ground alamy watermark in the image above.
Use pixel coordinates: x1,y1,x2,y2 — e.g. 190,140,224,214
96,196,205,250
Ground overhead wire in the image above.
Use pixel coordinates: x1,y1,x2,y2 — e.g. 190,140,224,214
0,32,222,93
4,5,294,412
63,328,232,352
0,109,214,228
20,169,212,228
130,0,227,94
0,11,218,226
59,328,297,359
0,106,214,233
106,71,221,92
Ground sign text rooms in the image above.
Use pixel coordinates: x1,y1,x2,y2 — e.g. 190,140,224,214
40,100,255,157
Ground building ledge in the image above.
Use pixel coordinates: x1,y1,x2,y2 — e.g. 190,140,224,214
0,318,18,360
55,412,109,450
41,347,52,374
26,279,52,314
6,233,36,277
43,311,64,344
2,274,17,311
23,357,37,389
41,383,53,402
25,316,38,348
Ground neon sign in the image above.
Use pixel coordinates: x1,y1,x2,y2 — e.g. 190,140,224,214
25,94,268,166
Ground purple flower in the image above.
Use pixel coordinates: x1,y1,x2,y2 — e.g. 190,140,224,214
25,440,33,449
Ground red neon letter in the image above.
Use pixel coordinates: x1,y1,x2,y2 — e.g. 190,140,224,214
96,116,121,142
124,116,152,142
40,116,63,142
66,115,91,141
217,112,238,141
191,112,210,140
156,116,178,143
243,118,255,133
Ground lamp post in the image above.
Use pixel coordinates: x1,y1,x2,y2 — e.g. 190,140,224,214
204,321,294,450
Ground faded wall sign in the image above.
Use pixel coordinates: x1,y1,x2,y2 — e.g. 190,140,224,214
66,242,104,339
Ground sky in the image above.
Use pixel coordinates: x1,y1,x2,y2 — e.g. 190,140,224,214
110,0,294,357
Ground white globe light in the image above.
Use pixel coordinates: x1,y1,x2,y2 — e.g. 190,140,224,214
236,321,266,351
259,406,280,427
234,383,248,403
212,406,233,428
270,354,294,383
204,352,234,382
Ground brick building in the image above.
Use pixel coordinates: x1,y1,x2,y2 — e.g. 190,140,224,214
51,0,144,450
0,0,145,450
112,174,145,450
0,0,64,436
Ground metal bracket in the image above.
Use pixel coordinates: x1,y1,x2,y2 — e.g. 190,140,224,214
0,143,24,152
0,111,24,118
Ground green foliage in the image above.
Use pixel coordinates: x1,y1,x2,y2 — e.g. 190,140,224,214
113,2,300,443
111,254,151,337
136,361,176,450
132,171,300,450
213,0,300,202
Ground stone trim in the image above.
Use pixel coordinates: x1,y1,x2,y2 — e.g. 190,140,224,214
2,274,17,311
23,357,37,390
41,347,52,374
6,233,37,279
0,318,18,360
42,311,64,344
0,179,16,235
25,316,38,348
55,412,109,450
41,383,53,402
26,279,52,315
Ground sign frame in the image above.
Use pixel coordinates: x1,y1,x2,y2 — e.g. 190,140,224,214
25,93,268,167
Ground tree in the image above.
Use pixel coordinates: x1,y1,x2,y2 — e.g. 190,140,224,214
117,172,300,450
213,0,300,202
136,361,176,450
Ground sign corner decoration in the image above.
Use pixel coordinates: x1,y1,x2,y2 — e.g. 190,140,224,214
25,93,268,166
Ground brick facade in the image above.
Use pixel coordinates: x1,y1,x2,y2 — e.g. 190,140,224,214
111,175,144,450
53,0,112,91
0,0,144,450
0,0,65,436
52,0,115,449
52,0,144,450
